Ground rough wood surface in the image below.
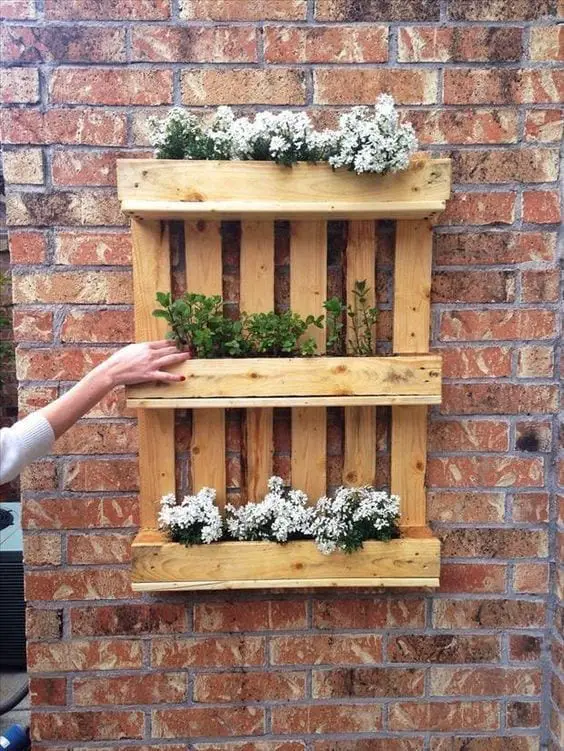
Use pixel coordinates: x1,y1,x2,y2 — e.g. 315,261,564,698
127,394,442,409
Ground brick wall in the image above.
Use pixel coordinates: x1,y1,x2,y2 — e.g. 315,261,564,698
1,0,562,748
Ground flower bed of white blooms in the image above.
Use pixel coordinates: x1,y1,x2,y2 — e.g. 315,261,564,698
159,476,400,555
149,95,418,175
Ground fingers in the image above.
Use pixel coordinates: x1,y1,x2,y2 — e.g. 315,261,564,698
153,370,186,383
154,352,191,369
149,339,175,350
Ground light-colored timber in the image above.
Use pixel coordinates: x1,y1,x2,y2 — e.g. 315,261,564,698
127,394,442,409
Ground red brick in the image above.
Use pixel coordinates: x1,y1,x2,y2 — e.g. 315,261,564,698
439,563,506,593
182,0,306,19
409,109,518,145
521,270,560,303
448,0,557,20
67,532,134,565
399,26,522,62
28,639,142,672
9,231,47,264
265,25,388,63
25,569,132,601
510,635,542,662
428,456,544,488
74,673,186,706
1,0,36,18
512,493,549,523
17,387,58,417
444,69,563,104
151,636,265,668
62,459,138,492
442,383,558,415
435,231,556,265
430,739,538,751
272,703,381,734
440,309,556,341
312,598,425,629
452,149,559,183
316,0,440,21
430,667,541,696
23,533,61,566
26,608,63,641
272,634,382,665
428,491,504,523
14,270,131,305
55,231,131,265
53,422,137,456
50,69,172,105
523,190,561,223
525,109,564,142
182,69,305,105
153,707,264,738
1,67,39,104
516,420,552,452
45,0,170,19
20,461,58,492
518,345,555,378
71,603,187,636
194,671,306,703
194,601,307,632
32,710,144,742
441,346,512,378
12,310,53,343
1,25,125,63
389,701,499,731
439,528,548,558
29,677,66,706
441,192,515,225
61,309,133,344
507,701,541,728
132,26,257,62
433,599,545,629
16,345,113,381
513,563,550,594
429,420,508,453
314,743,422,751
23,497,138,530
314,68,437,104
312,667,424,698
1,109,127,146
8,190,124,227
531,25,564,60
433,269,515,303
52,150,121,187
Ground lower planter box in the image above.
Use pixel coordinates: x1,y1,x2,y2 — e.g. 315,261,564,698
131,528,440,591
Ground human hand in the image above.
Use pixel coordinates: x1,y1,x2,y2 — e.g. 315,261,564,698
100,340,191,387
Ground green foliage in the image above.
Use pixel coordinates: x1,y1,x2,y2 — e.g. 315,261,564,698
0,273,13,388
324,280,379,356
241,310,323,357
323,296,347,355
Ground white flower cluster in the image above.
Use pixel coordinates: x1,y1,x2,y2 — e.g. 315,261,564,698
225,476,315,542
149,96,417,175
311,486,401,555
159,478,400,554
158,487,223,545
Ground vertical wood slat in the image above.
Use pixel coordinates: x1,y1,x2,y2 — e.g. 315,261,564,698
240,221,275,500
391,219,433,527
131,218,175,529
185,220,226,507
343,221,377,486
290,221,327,501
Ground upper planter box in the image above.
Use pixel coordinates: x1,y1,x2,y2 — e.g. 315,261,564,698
117,159,451,220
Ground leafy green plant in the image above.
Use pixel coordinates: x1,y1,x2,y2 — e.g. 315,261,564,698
323,296,347,355
0,273,13,388
347,279,379,356
241,310,323,357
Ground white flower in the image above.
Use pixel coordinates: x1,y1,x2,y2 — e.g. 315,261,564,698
159,487,223,545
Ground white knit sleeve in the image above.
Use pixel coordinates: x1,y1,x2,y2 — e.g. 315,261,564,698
0,413,55,485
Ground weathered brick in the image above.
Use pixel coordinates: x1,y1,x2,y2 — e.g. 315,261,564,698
430,738,538,751
181,0,307,20
265,25,388,63
1,25,125,63
31,710,144,742
74,673,186,706
314,68,438,104
523,270,560,303
312,598,425,629
441,346,512,378
13,271,131,305
523,190,561,223
20,461,58,492
194,671,306,703
3,148,44,185
513,563,550,594
389,634,500,663
428,456,543,488
399,26,522,62
510,635,542,662
439,563,506,593
449,0,557,19
67,532,134,564
312,667,424,698
432,270,514,303
132,26,257,62
12,310,53,343
7,191,124,227
314,743,421,751
50,69,173,105
444,69,563,104
71,603,187,636
23,533,62,567
45,0,170,19
441,192,515,225
508,701,541,727
62,459,138,492
530,25,564,60
435,231,556,265
439,529,548,558
23,497,138,530
151,636,265,668
428,491,504,523
29,677,66,706
26,607,63,641
316,0,440,21
0,67,39,103
61,309,133,343
431,667,541,696
525,109,564,142
272,703,381,733
440,310,556,341
9,231,47,264
442,383,558,414
512,493,549,523
271,634,382,664
153,707,264,738
516,420,552,452
429,420,509,452
28,639,142,672
182,69,306,105
389,701,499,731
409,109,518,144
26,569,133,601
17,344,110,383
55,231,131,265
452,149,559,184
433,599,545,629
52,150,123,187
1,108,127,145
194,601,307,631
1,0,36,18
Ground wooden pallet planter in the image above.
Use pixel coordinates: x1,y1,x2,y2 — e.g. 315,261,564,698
117,158,451,592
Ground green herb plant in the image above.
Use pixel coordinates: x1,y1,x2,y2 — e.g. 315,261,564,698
324,279,379,356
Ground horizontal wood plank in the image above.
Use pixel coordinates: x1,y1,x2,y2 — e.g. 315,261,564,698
127,394,442,409
133,577,439,591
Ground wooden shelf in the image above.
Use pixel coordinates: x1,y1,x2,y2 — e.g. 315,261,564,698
131,527,440,592
126,354,442,405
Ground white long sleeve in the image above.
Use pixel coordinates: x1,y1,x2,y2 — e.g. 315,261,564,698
0,413,55,485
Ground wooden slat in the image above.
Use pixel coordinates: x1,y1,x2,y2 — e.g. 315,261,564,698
128,394,442,409
185,220,226,506
290,221,327,500
391,219,433,527
118,159,452,204
344,221,377,486
240,221,275,500
131,218,175,529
